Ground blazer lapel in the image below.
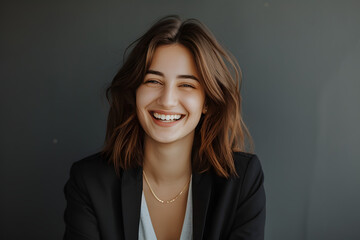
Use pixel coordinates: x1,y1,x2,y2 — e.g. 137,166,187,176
192,170,213,240
121,167,143,240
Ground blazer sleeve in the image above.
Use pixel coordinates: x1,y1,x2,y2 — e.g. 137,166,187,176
63,162,101,240
228,154,266,240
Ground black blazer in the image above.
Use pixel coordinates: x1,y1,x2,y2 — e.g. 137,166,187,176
63,152,265,240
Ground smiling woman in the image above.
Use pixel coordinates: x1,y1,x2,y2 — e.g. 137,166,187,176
63,15,266,240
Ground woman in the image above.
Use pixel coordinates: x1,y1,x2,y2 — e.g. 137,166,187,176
63,15,265,240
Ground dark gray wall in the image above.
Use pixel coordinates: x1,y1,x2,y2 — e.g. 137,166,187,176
1,0,359,239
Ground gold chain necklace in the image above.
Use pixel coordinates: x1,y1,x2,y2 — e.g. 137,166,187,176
143,170,191,204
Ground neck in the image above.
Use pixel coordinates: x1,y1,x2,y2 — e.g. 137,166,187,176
142,133,193,184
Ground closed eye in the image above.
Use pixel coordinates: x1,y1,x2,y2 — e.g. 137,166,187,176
144,80,161,84
181,84,195,88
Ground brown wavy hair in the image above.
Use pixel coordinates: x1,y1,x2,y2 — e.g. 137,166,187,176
102,15,253,178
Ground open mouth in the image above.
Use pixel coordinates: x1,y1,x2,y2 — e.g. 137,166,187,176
149,111,186,122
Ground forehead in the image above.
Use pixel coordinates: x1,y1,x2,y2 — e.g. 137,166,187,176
148,44,199,78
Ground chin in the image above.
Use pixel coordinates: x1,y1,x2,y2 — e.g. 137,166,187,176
152,136,179,144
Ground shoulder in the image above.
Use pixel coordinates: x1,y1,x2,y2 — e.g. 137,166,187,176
232,151,263,179
210,151,264,186
210,152,265,238
68,152,119,187
229,152,265,203
71,152,110,173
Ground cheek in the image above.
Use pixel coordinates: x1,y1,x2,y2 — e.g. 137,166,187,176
136,86,155,111
135,88,148,125
135,87,150,129
182,92,205,115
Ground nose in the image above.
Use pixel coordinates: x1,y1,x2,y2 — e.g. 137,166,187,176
157,84,178,108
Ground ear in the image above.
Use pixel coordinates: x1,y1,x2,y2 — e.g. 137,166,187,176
202,105,208,114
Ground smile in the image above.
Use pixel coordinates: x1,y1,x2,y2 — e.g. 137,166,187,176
149,111,185,123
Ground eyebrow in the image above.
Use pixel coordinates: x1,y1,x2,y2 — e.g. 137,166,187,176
146,69,199,82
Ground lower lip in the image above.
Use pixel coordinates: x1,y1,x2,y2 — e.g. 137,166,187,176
150,113,184,127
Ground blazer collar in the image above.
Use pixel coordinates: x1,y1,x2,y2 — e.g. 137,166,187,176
192,170,212,240
120,167,213,240
121,167,143,240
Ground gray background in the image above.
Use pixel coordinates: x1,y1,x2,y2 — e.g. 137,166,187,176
1,0,359,239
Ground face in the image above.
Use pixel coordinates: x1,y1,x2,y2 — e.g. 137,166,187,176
136,44,206,145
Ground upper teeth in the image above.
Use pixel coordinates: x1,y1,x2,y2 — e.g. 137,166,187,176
153,112,182,120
